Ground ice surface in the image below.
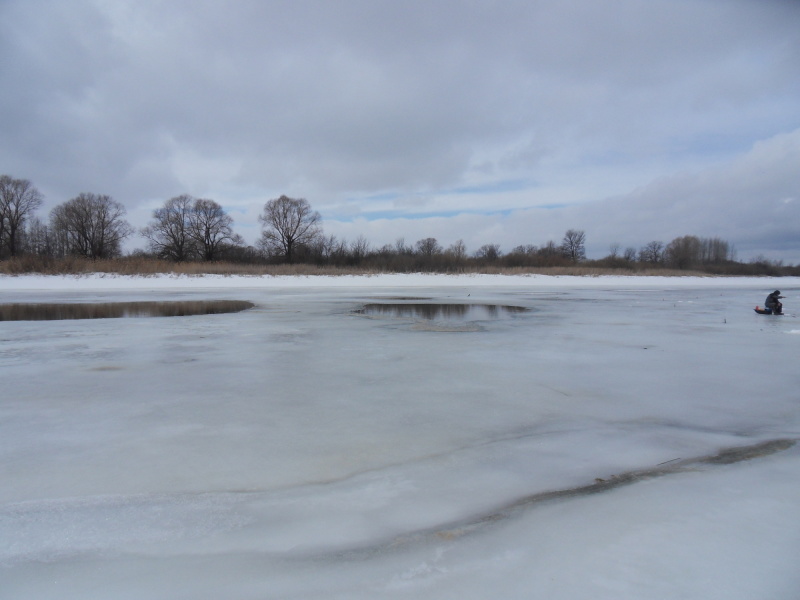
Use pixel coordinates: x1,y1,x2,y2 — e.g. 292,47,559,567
1,274,799,599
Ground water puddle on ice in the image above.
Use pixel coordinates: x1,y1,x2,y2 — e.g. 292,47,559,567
355,303,528,331
0,300,255,321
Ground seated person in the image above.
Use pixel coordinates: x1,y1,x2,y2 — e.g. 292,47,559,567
765,290,784,314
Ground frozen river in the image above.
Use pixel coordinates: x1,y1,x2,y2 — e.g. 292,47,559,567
1,274,799,599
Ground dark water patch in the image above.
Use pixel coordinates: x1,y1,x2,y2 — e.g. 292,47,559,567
0,300,255,321
365,297,433,301
356,303,528,321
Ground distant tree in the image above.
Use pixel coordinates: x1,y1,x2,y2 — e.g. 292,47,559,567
189,198,241,261
700,237,735,264
623,247,637,262
504,244,537,267
395,237,412,255
749,254,783,275
638,240,664,264
662,235,735,269
329,237,350,264
258,195,322,263
141,194,195,261
474,243,501,261
20,216,52,256
377,242,395,256
0,175,44,257
446,239,468,261
608,243,621,259
50,193,133,259
531,240,570,266
349,235,370,264
538,240,560,257
440,239,468,270
511,244,537,255
665,235,701,269
561,229,586,262
313,234,341,263
415,237,442,257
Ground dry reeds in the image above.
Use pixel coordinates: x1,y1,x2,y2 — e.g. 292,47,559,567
0,255,727,278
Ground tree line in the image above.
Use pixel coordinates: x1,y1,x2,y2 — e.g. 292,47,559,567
1,174,796,275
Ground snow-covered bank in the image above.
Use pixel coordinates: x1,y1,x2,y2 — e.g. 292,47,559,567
2,272,799,292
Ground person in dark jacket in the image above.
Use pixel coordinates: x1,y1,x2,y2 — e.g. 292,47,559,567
765,290,784,314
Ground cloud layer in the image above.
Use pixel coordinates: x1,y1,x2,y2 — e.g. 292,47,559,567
1,0,798,261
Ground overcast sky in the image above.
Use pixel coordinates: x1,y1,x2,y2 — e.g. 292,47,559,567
1,0,798,262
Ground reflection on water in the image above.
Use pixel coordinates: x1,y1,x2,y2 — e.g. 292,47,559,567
0,300,255,321
356,303,527,321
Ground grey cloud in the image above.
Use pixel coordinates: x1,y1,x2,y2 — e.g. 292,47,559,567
327,129,800,262
1,0,798,260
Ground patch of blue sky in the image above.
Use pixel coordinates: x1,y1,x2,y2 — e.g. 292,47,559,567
329,179,562,221
536,203,570,210
325,205,574,222
447,178,535,195
352,179,535,206
325,209,456,222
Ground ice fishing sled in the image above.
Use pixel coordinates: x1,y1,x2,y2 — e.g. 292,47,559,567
754,306,782,315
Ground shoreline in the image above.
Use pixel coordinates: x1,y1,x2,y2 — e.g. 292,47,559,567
2,272,798,292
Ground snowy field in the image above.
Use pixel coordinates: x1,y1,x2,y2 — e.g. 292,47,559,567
1,273,799,599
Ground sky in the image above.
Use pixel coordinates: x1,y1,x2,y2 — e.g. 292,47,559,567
1,0,799,262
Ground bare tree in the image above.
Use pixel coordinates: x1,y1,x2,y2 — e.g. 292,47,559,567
700,237,735,263
511,244,537,255
258,196,321,263
638,240,664,264
623,247,637,262
415,237,442,257
20,216,52,256
349,235,370,264
561,229,586,262
665,235,701,269
189,198,241,261
504,244,537,267
395,237,412,255
143,195,241,262
50,193,133,259
141,195,195,261
539,240,560,256
311,234,340,263
329,236,349,264
0,175,44,257
474,244,501,261
446,239,468,261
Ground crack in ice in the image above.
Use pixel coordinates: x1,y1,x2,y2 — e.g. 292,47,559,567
322,438,797,560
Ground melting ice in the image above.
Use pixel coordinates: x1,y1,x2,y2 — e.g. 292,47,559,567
1,274,799,599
